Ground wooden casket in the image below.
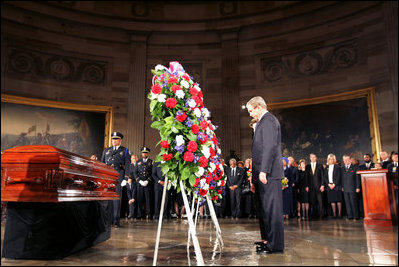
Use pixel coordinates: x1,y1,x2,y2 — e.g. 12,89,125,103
1,145,119,202
1,145,120,259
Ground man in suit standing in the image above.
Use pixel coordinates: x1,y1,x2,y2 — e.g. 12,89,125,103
341,154,361,220
305,153,325,219
126,177,136,220
246,96,284,254
387,152,398,213
101,131,131,227
380,150,392,169
359,153,375,170
152,161,169,220
135,147,153,220
226,158,244,219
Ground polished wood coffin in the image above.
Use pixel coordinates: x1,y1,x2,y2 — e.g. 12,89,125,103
1,145,120,202
357,169,397,226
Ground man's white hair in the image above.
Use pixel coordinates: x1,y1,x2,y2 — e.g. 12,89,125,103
246,96,267,109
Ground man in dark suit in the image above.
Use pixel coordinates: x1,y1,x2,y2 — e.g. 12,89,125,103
246,96,284,254
380,150,392,169
101,131,131,227
341,154,361,220
126,177,136,220
305,153,325,219
226,158,245,218
387,152,398,213
359,153,375,170
152,161,169,220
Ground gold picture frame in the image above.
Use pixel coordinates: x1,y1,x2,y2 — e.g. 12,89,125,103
268,87,382,163
1,94,114,149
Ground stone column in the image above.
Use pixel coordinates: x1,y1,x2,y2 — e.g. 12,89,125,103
126,32,149,155
382,2,398,125
220,29,241,159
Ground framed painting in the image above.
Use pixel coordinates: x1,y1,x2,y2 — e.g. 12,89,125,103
1,94,113,159
268,88,382,163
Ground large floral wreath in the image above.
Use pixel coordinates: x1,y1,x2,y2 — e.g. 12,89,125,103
148,61,226,202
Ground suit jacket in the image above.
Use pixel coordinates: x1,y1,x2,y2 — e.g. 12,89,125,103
135,158,153,182
101,146,131,181
251,112,284,181
297,170,309,190
382,160,392,169
387,162,398,186
341,164,361,193
323,164,342,190
152,162,166,192
359,162,375,170
305,163,324,191
126,181,137,200
226,166,245,188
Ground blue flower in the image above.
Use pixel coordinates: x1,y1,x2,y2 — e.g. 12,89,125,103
184,118,194,127
174,144,185,154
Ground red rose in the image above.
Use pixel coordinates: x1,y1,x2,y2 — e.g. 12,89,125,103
187,141,198,153
192,95,201,105
182,74,190,81
176,112,187,122
217,189,223,194
221,180,225,186
191,124,199,134
171,85,181,93
162,153,173,161
168,77,178,84
189,87,199,95
184,151,194,162
193,178,200,187
212,195,218,201
160,140,169,149
198,91,203,98
198,133,208,144
166,98,177,109
209,186,215,190
200,120,208,131
199,157,208,168
199,189,208,196
151,84,162,94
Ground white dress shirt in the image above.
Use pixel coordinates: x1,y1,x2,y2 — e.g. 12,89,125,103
328,164,334,184
253,110,268,132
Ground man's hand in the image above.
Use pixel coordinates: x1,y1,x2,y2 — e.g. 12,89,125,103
320,185,325,192
229,186,235,191
128,199,135,204
305,186,309,192
259,172,268,184
159,181,165,186
356,188,360,193
342,187,344,192
233,185,238,190
251,183,255,193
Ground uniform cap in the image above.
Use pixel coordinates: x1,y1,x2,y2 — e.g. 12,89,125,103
111,132,123,139
141,146,150,153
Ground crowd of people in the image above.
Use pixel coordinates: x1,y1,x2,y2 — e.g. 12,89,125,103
93,131,398,226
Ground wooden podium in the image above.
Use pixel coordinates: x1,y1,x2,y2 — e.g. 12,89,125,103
357,169,397,226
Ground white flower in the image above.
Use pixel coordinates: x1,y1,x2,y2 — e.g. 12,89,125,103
217,180,222,186
209,162,216,172
202,108,210,118
188,99,196,108
203,183,209,191
194,84,201,91
217,148,221,155
195,167,205,177
200,178,207,187
175,135,185,147
155,64,166,71
150,93,158,100
157,94,167,102
181,80,189,89
206,128,212,136
201,146,210,159
176,90,185,99
194,108,202,118
177,71,186,77
219,164,224,171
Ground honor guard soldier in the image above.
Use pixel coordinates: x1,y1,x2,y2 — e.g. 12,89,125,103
101,132,131,227
135,146,153,220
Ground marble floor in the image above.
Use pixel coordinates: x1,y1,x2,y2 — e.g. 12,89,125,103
1,217,398,266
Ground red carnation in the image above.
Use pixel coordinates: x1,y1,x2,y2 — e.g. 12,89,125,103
198,133,208,144
198,91,203,98
212,195,218,201
189,87,199,95
199,157,208,168
160,140,169,149
171,85,181,93
187,141,198,153
162,153,173,161
200,120,208,131
221,180,225,186
191,124,200,134
217,188,223,194
206,175,213,184
166,98,177,109
193,178,200,187
182,74,190,81
199,189,208,196
168,77,178,84
184,151,194,162
176,112,187,122
209,186,215,190
151,84,162,94
209,147,216,157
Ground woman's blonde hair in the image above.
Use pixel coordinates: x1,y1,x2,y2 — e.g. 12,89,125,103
327,153,337,164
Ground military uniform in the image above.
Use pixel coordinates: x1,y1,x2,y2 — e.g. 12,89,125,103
135,147,153,219
101,132,131,226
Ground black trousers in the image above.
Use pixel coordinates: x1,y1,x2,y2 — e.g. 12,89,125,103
229,188,241,218
310,189,324,217
154,184,169,219
254,179,284,251
343,192,359,219
357,192,364,218
112,183,122,225
137,183,152,218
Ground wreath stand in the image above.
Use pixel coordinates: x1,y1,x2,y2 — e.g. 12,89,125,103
152,178,224,266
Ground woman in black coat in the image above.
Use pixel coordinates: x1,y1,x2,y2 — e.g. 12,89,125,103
297,159,310,220
324,154,343,218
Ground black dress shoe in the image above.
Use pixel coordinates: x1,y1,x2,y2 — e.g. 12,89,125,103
254,241,266,245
